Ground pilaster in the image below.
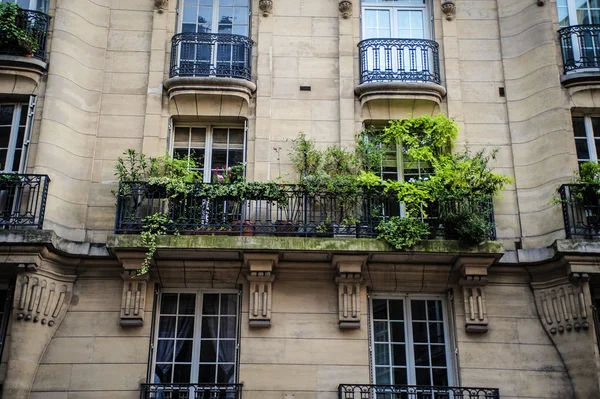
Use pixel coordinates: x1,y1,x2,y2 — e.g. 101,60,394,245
333,255,366,329
244,254,278,328
456,256,494,333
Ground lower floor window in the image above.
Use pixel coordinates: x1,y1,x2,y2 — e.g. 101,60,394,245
0,101,34,173
371,296,452,386
153,291,239,384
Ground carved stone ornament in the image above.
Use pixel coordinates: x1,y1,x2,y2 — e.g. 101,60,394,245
155,0,167,12
441,0,456,21
120,271,148,327
259,0,273,17
339,0,352,19
333,255,366,329
537,0,545,5
245,254,278,328
460,276,488,333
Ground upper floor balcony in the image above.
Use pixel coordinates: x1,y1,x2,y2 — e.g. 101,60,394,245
0,173,50,230
163,32,256,105
339,384,500,399
558,24,600,87
0,5,50,84
355,38,446,106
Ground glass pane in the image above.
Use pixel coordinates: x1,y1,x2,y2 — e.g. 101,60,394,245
390,322,405,342
218,340,236,362
375,367,391,384
374,321,389,342
16,126,25,148
191,128,206,146
393,368,407,385
183,6,197,23
156,340,174,362
592,117,600,138
374,343,390,365
229,129,244,145
198,364,217,383
228,149,244,166
391,344,406,366
211,149,227,169
177,316,195,338
432,368,448,386
0,105,13,126
11,149,21,172
159,316,176,338
412,322,428,343
430,345,447,367
573,117,586,137
175,340,193,362
198,7,213,26
161,294,178,314
220,317,237,338
415,368,431,385
233,7,247,23
213,129,229,145
389,300,404,320
154,364,172,383
200,340,218,362
373,299,387,319
576,138,591,160
427,300,443,321
217,364,236,383
202,317,219,338
0,127,11,148
411,300,427,321
414,344,430,366
173,364,191,383
221,294,237,315
203,294,219,314
179,294,196,314
429,322,445,343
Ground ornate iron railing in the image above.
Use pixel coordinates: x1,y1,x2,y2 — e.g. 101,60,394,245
339,384,500,399
114,182,495,239
0,174,50,229
0,9,50,61
358,38,441,85
559,25,600,73
140,383,242,399
169,33,253,80
558,184,600,238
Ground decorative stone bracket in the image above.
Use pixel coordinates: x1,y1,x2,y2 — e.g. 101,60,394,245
333,255,366,329
441,0,456,21
339,0,352,19
116,251,149,327
456,256,494,333
245,254,278,328
259,0,273,16
155,0,167,12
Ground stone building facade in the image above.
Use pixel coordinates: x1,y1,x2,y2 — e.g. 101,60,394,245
0,0,598,398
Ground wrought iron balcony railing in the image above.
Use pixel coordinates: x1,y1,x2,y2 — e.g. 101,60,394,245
0,174,50,229
559,24,600,73
339,384,500,399
358,38,441,85
169,33,253,80
140,383,242,399
558,183,600,238
0,9,50,61
114,182,496,240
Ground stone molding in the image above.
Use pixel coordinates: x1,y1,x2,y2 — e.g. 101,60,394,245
355,81,447,106
456,256,494,333
163,76,257,104
441,0,456,21
333,255,366,329
0,55,47,86
339,0,352,19
244,254,278,328
259,0,273,16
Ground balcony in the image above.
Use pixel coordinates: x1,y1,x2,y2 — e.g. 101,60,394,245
339,384,500,399
355,38,446,106
163,32,256,112
558,25,600,87
140,383,242,399
559,183,600,238
0,8,50,84
0,174,50,229
114,182,495,240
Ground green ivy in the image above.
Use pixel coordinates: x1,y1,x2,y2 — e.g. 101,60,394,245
376,217,431,250
0,3,42,55
139,212,173,275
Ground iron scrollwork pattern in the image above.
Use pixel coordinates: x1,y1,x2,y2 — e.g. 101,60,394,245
338,384,501,399
558,25,600,73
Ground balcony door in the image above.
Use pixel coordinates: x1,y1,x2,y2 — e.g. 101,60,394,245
179,0,250,77
558,0,600,71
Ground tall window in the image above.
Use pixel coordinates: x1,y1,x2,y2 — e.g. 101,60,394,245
172,125,245,182
181,0,249,36
0,0,47,12
153,291,239,384
0,102,34,173
572,115,600,164
362,0,429,40
557,0,600,27
371,296,452,387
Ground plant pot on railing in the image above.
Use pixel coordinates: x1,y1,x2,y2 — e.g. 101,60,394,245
233,219,255,236
274,220,296,235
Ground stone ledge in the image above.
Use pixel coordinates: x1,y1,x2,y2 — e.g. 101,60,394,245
0,229,110,257
560,71,600,88
354,81,447,106
0,54,47,85
163,76,257,103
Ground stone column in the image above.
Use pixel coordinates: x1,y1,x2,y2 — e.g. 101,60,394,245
3,264,76,399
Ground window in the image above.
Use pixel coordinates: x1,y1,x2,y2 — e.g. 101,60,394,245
153,291,239,384
0,0,47,12
0,101,34,173
180,0,249,36
172,125,245,182
572,115,600,164
557,0,600,27
362,0,429,40
371,296,452,387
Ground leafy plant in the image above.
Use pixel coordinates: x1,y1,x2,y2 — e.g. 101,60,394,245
289,133,322,178
357,171,382,190
147,155,202,198
0,3,42,55
577,161,600,186
139,212,173,275
384,179,433,218
376,217,430,250
356,129,386,173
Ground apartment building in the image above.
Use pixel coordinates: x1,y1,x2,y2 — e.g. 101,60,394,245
0,0,598,398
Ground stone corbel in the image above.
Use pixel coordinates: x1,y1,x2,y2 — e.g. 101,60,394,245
456,256,494,333
154,0,167,12
441,0,456,21
536,0,545,6
116,251,148,327
245,254,278,328
259,0,273,16
333,255,366,329
339,0,352,19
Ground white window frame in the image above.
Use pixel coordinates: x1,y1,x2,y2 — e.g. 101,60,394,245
369,293,455,387
573,114,600,163
151,288,241,385
1,0,47,12
361,0,432,40
0,98,35,173
171,123,247,183
178,0,250,36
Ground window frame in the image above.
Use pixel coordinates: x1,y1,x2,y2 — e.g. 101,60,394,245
178,0,250,36
0,99,35,173
557,0,600,27
0,0,47,12
572,114,600,164
361,0,432,40
150,288,242,385
171,123,247,183
369,293,455,387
